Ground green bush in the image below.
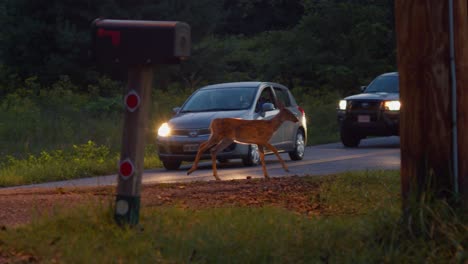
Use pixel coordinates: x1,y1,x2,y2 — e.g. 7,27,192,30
292,86,341,145
0,141,165,187
0,141,119,186
0,77,123,156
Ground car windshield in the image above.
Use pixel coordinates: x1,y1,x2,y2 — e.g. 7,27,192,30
364,75,399,93
180,87,257,112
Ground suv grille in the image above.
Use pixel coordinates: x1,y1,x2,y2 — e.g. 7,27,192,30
349,101,382,111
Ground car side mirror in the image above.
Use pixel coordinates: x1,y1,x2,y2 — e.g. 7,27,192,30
361,86,367,92
262,103,275,112
173,107,181,114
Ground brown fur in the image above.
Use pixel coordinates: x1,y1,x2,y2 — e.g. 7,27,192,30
187,105,299,180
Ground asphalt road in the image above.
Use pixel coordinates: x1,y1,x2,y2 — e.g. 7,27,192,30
5,136,400,190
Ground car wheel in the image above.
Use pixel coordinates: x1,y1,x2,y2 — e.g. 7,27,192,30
162,160,182,170
217,158,229,164
242,144,260,166
340,128,361,147
289,130,305,160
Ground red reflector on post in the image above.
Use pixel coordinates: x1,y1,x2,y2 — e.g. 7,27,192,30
124,90,141,112
126,94,139,108
119,159,135,179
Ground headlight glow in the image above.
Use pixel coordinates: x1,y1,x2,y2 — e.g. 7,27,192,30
158,123,171,137
338,100,347,110
384,100,401,111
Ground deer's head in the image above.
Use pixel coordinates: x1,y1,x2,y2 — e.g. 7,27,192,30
277,101,299,123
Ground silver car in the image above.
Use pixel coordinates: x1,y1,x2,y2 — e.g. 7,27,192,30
156,82,307,170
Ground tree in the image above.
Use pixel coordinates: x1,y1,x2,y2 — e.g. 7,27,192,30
0,0,224,87
0,0,397,94
395,0,467,208
219,0,304,35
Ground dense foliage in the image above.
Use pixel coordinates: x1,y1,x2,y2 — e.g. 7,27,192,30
0,0,395,174
0,0,395,95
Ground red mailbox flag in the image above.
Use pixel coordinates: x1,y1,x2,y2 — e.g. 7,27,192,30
97,28,121,47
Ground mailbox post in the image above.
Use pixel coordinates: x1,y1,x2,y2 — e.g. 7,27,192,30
92,19,190,226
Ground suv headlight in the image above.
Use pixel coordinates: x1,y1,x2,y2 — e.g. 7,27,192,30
158,123,171,137
338,100,347,110
384,100,401,111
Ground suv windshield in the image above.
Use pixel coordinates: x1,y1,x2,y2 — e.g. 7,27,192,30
181,87,256,112
364,75,399,93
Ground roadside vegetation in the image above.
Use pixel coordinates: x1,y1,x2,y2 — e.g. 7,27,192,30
0,171,466,263
1,0,394,186
0,77,340,187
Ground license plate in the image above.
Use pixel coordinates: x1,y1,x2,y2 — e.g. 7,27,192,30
183,144,199,152
358,115,370,123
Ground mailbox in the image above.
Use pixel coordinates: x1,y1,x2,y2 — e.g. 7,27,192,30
92,19,191,65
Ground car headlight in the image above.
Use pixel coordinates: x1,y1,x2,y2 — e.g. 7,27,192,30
384,100,401,111
157,123,171,137
338,100,347,110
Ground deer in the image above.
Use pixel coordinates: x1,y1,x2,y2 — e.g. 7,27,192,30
187,102,300,180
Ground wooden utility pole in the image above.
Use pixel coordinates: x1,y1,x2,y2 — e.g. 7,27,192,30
395,0,467,207
452,0,468,208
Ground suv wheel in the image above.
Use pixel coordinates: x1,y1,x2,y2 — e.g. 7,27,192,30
242,144,260,166
340,128,361,147
289,130,305,160
162,160,182,170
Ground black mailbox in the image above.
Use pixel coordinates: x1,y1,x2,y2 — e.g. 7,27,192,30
92,19,191,65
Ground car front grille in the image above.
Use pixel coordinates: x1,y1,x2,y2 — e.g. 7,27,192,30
171,128,211,137
345,100,383,122
168,142,237,154
348,100,382,111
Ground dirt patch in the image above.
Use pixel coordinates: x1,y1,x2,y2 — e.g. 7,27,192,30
0,176,326,227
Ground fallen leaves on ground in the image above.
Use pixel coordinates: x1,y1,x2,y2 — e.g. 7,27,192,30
0,176,329,228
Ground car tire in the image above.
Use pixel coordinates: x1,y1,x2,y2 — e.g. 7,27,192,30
242,144,260,166
217,158,229,164
162,160,182,170
289,130,305,160
340,128,361,147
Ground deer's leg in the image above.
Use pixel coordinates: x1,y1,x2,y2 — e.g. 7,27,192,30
258,144,269,179
209,138,234,180
264,142,289,172
187,138,218,175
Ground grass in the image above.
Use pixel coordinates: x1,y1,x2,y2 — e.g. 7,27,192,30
0,171,466,263
0,141,162,187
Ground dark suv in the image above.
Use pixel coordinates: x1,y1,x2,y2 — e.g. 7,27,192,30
337,72,400,147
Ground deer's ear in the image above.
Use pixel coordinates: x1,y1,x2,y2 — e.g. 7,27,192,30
277,100,285,109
